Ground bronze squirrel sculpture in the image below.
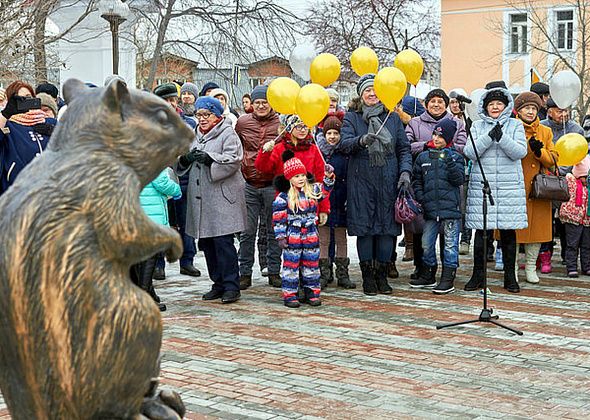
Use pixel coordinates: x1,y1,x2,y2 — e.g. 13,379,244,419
0,79,194,419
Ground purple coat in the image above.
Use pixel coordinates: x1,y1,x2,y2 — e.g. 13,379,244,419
405,111,467,157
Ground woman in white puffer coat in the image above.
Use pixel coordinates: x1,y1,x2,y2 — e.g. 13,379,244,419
463,88,528,293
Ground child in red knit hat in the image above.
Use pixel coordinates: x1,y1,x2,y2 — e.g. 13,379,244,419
272,151,335,307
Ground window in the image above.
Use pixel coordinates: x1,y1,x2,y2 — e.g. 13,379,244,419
556,10,574,50
510,13,528,54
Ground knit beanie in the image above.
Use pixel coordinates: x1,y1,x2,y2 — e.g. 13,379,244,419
514,91,543,112
530,82,549,96
433,118,457,145
483,89,510,109
35,82,59,99
326,88,340,102
485,80,507,90
195,96,224,117
572,155,590,178
251,85,268,102
402,96,425,117
284,156,307,180
36,92,58,117
425,89,450,107
356,73,375,96
285,114,305,133
209,88,229,104
323,116,342,133
199,82,219,97
180,82,199,98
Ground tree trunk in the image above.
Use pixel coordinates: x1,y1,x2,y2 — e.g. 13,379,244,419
33,4,51,84
146,0,176,90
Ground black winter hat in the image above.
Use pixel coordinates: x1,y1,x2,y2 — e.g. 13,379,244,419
433,118,457,145
36,83,59,99
199,81,219,97
425,89,450,107
483,89,510,109
546,97,559,109
485,80,507,90
154,82,178,99
530,82,550,96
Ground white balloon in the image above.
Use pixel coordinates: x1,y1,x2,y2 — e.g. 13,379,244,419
289,44,317,82
466,88,487,121
550,70,581,109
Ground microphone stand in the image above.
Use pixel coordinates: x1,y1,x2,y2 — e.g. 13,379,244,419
436,111,523,336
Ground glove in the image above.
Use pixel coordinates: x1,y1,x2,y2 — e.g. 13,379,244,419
324,164,335,178
528,137,544,157
278,238,288,249
318,213,328,226
33,123,54,137
262,140,275,153
194,150,214,166
397,171,411,190
179,149,200,167
488,123,503,142
359,133,379,147
1,95,19,120
172,194,182,200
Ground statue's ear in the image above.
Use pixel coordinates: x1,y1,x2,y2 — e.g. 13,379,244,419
102,79,131,117
63,79,88,104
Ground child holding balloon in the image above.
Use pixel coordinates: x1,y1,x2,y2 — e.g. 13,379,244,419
559,156,590,277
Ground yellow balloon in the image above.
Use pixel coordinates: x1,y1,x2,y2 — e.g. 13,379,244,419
295,84,330,127
394,49,424,86
267,77,300,115
554,133,588,166
310,53,341,87
373,67,407,111
350,47,379,77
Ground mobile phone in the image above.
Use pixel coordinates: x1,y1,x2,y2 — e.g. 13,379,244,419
16,97,42,113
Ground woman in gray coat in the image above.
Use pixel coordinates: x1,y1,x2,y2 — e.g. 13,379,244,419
463,88,528,293
176,96,246,303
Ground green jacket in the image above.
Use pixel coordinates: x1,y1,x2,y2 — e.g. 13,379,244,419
140,169,181,226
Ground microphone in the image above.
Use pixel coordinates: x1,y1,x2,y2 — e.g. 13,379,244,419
449,91,472,104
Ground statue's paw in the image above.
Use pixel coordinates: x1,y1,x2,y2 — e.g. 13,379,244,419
165,235,183,263
141,390,185,419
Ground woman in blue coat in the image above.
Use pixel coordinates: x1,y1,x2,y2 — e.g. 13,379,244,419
131,169,181,311
338,74,413,296
463,88,528,293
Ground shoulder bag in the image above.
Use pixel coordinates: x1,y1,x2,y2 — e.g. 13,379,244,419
530,154,570,202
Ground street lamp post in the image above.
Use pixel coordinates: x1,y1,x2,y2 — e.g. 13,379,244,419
99,0,130,75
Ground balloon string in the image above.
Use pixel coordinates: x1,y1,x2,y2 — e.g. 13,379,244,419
376,111,392,136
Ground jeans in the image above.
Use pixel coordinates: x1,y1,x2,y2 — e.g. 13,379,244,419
155,185,196,269
422,219,460,269
238,184,281,275
357,235,394,263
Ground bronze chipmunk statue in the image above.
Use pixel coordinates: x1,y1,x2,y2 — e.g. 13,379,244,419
0,79,194,419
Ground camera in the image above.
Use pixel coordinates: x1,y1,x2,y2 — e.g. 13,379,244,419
16,96,42,113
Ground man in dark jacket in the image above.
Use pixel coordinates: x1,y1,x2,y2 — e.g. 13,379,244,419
411,119,465,294
235,85,281,289
530,82,550,120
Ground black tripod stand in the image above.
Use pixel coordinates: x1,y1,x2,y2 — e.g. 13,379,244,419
436,115,523,336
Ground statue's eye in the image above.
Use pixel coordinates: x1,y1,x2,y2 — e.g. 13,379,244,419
156,110,168,125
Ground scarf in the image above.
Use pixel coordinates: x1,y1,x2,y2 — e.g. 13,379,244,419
283,132,313,151
575,178,584,207
361,103,393,167
316,132,336,157
9,109,46,126
519,116,540,139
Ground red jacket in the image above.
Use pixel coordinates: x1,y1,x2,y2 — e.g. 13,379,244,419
255,134,330,213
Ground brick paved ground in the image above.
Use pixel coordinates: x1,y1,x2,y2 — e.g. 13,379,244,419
1,239,590,419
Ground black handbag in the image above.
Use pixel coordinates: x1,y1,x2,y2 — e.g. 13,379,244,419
530,154,570,202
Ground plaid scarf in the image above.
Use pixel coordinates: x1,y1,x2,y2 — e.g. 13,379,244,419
9,109,46,126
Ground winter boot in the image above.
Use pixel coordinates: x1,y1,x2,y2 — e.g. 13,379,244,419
502,235,520,293
387,261,399,278
409,264,437,288
374,261,393,294
464,269,485,291
524,243,541,284
239,274,252,290
268,273,282,288
335,257,356,289
403,247,413,262
319,258,332,289
433,267,456,294
360,260,378,296
540,251,552,274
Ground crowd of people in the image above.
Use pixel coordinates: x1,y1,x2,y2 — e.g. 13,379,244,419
1,75,589,310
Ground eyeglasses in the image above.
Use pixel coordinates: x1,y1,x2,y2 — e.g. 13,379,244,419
195,112,213,120
293,124,308,131
253,101,269,108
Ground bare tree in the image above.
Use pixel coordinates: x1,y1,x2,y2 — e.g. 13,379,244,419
502,0,590,120
305,0,440,82
129,0,300,89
